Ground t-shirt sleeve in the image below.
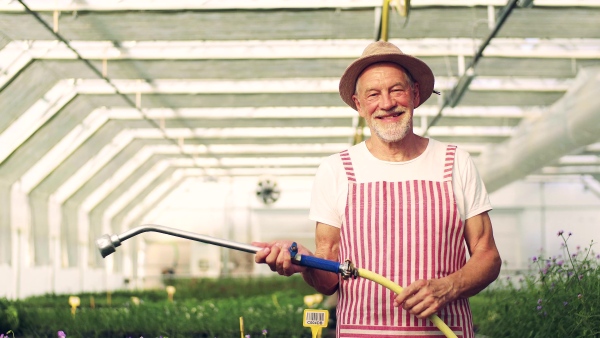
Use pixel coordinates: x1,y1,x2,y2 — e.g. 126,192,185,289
309,156,344,228
456,149,492,220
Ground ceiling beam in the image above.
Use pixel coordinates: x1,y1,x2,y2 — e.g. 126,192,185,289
4,39,600,61
2,0,599,11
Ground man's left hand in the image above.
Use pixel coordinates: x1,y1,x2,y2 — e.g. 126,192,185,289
393,277,456,319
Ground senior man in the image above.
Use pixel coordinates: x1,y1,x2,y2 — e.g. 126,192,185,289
254,40,501,337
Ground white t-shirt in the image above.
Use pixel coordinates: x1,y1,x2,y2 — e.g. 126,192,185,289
309,139,492,228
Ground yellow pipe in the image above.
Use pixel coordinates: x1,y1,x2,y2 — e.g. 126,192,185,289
357,268,458,338
380,0,391,41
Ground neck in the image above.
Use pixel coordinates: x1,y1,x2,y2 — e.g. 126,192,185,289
365,133,429,162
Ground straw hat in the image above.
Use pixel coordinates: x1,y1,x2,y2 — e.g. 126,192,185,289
339,40,435,110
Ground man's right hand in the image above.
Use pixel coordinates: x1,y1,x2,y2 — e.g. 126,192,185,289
253,241,309,276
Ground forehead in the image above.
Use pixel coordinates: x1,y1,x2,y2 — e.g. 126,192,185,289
356,62,410,88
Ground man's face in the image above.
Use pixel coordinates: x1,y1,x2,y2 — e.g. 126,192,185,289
352,63,420,143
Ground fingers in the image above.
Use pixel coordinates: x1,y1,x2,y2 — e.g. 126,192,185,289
393,279,444,319
394,279,424,306
254,241,300,276
254,246,270,264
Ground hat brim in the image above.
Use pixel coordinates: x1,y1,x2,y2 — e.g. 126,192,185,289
339,53,434,110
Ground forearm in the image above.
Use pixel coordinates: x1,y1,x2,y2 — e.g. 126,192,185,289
302,268,339,295
448,246,502,299
303,222,341,295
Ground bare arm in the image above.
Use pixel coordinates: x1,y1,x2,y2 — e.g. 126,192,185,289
301,222,341,295
394,212,502,318
253,222,341,295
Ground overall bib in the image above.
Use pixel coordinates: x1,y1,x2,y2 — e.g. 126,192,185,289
336,145,474,338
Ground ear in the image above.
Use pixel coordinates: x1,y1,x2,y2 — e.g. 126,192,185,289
412,82,421,107
352,94,366,117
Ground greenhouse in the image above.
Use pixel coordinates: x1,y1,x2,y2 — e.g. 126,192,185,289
0,0,599,337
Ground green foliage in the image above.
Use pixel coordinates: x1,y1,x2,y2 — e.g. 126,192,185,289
0,297,19,332
15,290,314,337
6,275,324,337
18,275,316,309
471,232,600,338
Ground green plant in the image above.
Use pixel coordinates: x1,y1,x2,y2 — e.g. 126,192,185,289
9,275,324,337
0,298,19,332
471,231,600,338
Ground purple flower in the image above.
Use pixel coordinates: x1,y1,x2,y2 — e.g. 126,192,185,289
537,305,542,311
578,274,584,280
245,335,251,338
532,256,538,262
578,294,582,299
568,232,572,236
58,331,66,338
557,230,564,236
563,301,568,306
556,260,564,266
537,298,542,305
262,329,268,336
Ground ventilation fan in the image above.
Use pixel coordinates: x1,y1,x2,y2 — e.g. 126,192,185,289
256,178,281,205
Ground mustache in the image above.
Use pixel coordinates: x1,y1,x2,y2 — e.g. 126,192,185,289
373,107,408,118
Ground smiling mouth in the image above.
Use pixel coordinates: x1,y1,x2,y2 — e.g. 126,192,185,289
376,112,403,119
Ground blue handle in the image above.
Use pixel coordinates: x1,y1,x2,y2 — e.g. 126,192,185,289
289,242,340,274
295,254,341,273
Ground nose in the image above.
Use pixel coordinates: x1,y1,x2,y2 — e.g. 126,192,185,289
379,91,396,110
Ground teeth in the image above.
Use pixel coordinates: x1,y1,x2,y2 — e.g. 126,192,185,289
376,112,402,118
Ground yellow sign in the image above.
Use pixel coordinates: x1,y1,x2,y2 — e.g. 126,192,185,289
68,296,80,316
303,309,329,338
166,285,176,302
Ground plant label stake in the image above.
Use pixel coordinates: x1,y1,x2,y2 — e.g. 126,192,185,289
68,296,80,316
166,285,176,302
303,309,328,338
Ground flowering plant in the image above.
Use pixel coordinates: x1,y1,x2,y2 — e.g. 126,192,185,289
472,231,600,337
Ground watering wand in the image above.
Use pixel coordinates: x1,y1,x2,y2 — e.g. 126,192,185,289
96,224,457,338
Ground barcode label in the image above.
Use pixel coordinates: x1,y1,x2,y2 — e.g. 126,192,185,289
305,312,325,324
303,309,328,328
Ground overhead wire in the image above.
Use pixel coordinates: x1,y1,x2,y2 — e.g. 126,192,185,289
422,0,520,136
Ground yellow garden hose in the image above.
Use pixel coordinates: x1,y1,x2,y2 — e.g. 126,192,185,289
357,268,458,338
98,229,459,338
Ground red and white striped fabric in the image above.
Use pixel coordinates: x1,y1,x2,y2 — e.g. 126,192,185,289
336,145,474,338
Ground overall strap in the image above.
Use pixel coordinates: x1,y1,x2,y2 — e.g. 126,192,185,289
339,149,356,182
444,145,458,182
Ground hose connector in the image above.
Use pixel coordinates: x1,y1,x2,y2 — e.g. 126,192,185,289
339,259,358,280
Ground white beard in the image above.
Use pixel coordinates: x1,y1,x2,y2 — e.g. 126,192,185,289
367,112,412,143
